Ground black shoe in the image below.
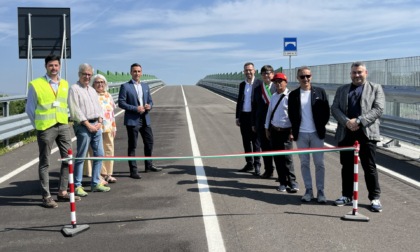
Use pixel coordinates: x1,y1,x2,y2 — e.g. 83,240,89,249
253,164,261,176
260,172,273,179
130,173,142,179
146,165,162,172
238,163,253,172
286,182,299,193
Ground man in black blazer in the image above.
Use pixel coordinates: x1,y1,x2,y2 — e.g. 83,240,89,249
118,63,162,179
235,62,262,173
288,66,330,203
252,65,277,177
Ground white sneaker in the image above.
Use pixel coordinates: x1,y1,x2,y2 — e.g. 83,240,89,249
334,196,352,206
370,199,383,212
277,185,287,192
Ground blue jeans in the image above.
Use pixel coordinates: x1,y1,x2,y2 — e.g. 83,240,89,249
73,123,104,188
295,132,325,192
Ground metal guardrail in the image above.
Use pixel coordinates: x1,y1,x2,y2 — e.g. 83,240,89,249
380,115,420,146
0,113,33,142
197,79,420,146
0,80,165,143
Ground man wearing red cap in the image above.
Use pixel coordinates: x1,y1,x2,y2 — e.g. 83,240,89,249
265,73,299,193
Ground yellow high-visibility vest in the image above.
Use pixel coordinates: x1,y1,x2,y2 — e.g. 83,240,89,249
30,77,69,130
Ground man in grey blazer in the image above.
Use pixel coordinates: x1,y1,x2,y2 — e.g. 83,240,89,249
118,63,162,179
331,61,385,212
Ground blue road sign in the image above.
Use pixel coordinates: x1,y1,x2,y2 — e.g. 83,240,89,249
284,37,297,56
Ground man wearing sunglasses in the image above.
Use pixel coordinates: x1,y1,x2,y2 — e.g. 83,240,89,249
288,66,330,203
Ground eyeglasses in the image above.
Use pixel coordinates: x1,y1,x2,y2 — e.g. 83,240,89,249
261,71,272,75
80,73,92,77
299,75,312,79
94,81,105,84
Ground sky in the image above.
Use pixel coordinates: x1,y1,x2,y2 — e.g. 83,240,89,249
1,0,420,95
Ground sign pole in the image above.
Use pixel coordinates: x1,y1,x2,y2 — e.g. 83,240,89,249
283,37,297,78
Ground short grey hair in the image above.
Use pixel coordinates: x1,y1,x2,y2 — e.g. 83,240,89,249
78,63,94,75
296,66,311,77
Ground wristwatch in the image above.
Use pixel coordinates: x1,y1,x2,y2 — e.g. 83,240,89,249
356,117,361,125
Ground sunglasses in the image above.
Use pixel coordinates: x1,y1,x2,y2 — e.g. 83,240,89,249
299,75,312,79
273,79,285,83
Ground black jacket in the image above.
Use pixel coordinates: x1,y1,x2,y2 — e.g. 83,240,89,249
288,86,330,141
235,79,263,120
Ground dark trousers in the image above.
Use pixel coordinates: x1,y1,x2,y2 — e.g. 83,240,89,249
37,123,72,197
239,112,261,165
270,128,296,186
339,129,381,200
126,123,154,174
257,126,274,173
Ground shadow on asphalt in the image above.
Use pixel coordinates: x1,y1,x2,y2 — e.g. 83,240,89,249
164,164,305,207
0,172,64,207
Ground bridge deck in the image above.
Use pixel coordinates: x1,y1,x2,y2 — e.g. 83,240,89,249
0,86,419,251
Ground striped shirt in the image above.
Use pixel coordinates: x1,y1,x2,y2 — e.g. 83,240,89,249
69,81,103,123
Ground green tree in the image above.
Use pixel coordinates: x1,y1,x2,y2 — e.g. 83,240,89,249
10,100,26,115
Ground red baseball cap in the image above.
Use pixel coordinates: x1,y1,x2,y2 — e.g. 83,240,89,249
271,72,288,82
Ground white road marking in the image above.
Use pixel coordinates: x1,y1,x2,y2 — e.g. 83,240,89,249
181,85,226,252
0,136,76,184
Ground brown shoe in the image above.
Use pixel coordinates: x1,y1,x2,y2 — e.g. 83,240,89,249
104,175,117,183
57,194,81,202
42,196,58,208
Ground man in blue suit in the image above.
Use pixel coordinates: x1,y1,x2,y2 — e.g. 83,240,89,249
118,63,162,179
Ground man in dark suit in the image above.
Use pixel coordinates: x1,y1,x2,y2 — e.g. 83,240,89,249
235,62,262,173
252,65,277,177
118,63,162,179
288,66,330,203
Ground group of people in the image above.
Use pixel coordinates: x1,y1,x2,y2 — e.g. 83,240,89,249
25,54,384,213
235,62,385,212
26,55,161,208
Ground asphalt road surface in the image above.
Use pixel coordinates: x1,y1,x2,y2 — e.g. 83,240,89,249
1,85,419,252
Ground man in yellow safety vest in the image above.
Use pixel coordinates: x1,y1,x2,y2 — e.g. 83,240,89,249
25,54,80,208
